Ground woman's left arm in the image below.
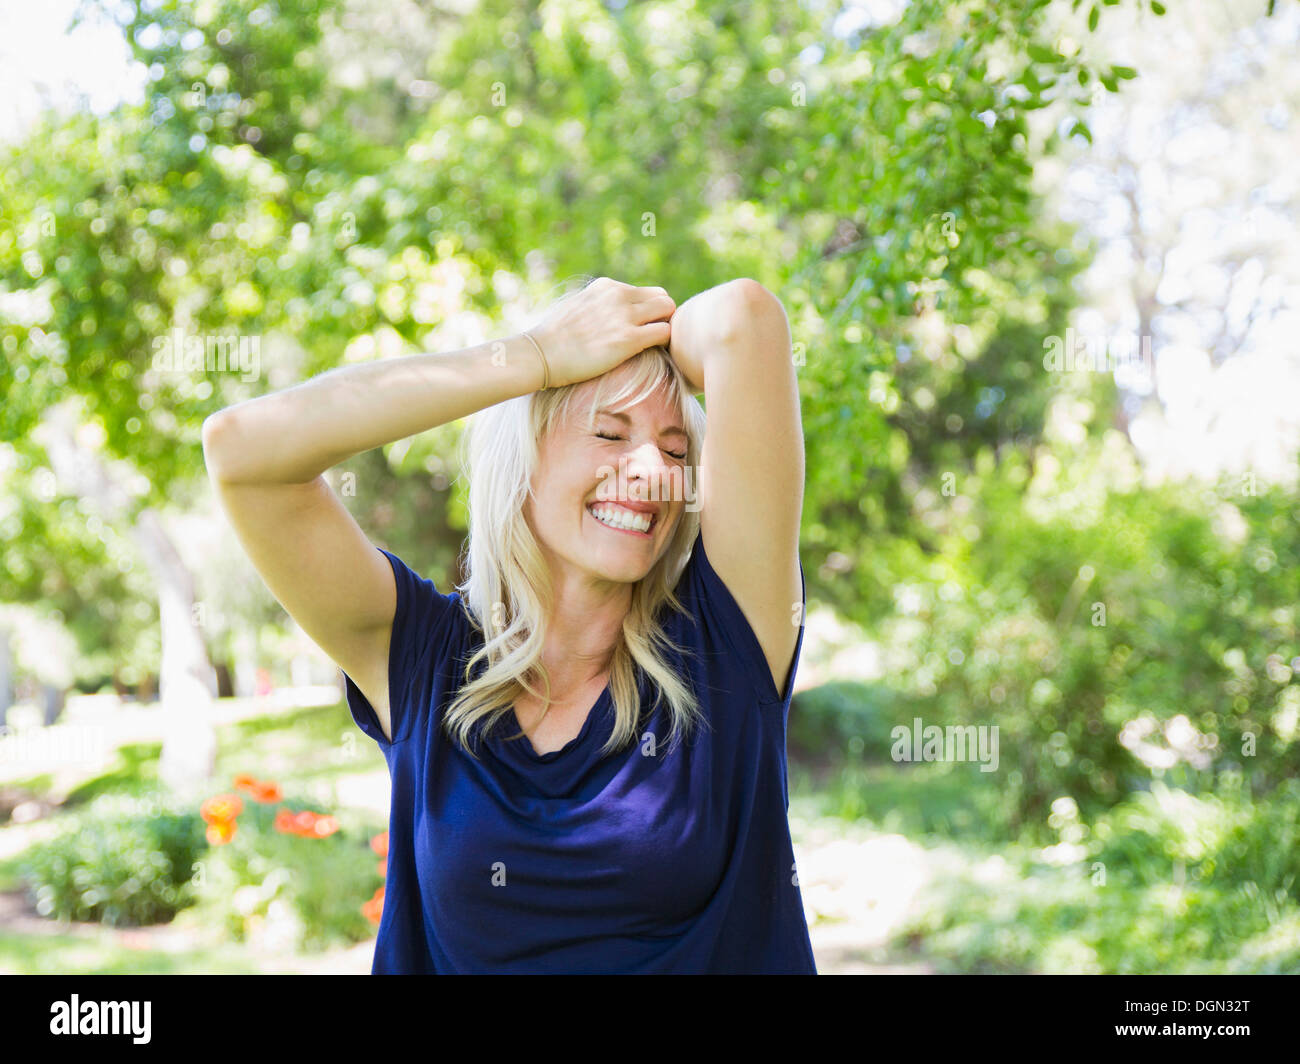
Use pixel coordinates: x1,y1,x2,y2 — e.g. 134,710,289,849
668,278,804,699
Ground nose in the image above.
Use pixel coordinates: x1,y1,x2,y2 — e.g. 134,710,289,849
622,441,676,503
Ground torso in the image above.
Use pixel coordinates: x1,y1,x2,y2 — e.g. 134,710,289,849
510,673,609,756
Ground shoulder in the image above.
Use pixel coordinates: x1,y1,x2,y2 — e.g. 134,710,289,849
345,548,472,747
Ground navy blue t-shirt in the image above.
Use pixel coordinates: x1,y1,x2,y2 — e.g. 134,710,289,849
341,531,817,974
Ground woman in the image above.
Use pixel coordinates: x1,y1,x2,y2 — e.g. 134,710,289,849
202,275,813,973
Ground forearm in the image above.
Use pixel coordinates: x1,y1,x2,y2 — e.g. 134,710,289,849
202,333,544,484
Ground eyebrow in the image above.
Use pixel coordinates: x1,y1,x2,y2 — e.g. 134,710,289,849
594,408,688,440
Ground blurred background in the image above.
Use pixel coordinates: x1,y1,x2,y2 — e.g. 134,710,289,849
1,0,1298,974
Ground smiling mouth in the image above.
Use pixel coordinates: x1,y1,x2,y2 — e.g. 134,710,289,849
587,502,658,537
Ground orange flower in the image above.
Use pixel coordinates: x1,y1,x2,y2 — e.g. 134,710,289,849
232,774,257,791
376,859,386,877
200,794,243,824
272,808,339,838
370,831,388,858
206,820,236,845
310,814,339,838
249,780,283,803
362,885,385,925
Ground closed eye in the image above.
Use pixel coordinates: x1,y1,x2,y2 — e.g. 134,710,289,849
596,432,686,461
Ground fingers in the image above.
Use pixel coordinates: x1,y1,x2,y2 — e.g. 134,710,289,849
627,284,671,304
636,319,673,349
596,278,670,307
626,289,676,324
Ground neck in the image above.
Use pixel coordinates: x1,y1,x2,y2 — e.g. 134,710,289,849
539,565,630,692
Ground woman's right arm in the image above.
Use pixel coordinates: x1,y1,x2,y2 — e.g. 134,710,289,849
201,335,548,743
201,278,674,743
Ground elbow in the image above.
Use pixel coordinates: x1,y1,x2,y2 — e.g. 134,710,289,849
725,278,783,316
201,409,241,482
715,279,787,338
710,280,791,362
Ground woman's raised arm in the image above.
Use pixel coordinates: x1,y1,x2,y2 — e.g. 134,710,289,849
201,336,549,741
668,279,805,701
202,278,674,741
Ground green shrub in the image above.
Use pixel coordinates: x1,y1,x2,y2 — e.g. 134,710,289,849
788,680,901,762
18,792,205,927
897,783,1300,973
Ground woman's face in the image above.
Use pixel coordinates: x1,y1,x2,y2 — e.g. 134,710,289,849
525,372,690,589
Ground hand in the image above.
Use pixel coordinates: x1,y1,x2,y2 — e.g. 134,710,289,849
527,277,675,389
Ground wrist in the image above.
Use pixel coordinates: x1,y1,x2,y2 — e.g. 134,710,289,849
667,303,707,393
519,330,552,391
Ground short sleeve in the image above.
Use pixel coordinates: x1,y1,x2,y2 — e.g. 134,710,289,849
341,547,462,748
681,532,806,707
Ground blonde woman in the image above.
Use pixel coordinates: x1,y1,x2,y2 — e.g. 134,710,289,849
202,276,813,973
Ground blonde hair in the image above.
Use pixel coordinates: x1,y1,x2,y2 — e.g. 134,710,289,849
443,325,708,761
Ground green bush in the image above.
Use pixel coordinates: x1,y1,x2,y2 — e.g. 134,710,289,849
853,455,1300,840
18,792,205,927
16,785,383,952
897,782,1300,973
788,680,902,762
1092,778,1300,902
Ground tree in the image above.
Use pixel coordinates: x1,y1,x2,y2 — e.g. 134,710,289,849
1,0,1171,790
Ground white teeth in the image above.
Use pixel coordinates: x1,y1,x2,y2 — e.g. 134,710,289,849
589,504,652,533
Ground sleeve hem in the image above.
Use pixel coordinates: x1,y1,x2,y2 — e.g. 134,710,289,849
690,532,806,708
342,547,414,748
342,667,411,748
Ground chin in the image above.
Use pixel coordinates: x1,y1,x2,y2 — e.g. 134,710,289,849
586,547,656,585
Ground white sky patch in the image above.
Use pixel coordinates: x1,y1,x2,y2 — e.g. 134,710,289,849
0,0,145,145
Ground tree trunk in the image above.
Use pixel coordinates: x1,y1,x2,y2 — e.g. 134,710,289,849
0,623,12,731
36,402,219,799
233,629,259,698
131,507,219,794
41,683,65,727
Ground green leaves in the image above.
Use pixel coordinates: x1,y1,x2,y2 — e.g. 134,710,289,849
0,0,1154,684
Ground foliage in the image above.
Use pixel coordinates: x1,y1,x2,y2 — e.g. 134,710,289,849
17,792,205,926
14,774,384,951
894,779,1300,974
182,794,383,953
1,0,1146,611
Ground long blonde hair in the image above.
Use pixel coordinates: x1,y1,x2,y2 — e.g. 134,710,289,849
443,342,708,760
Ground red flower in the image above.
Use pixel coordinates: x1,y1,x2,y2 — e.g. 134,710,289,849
362,886,385,925
272,808,339,838
206,820,237,845
310,814,339,838
248,780,283,803
200,794,243,824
